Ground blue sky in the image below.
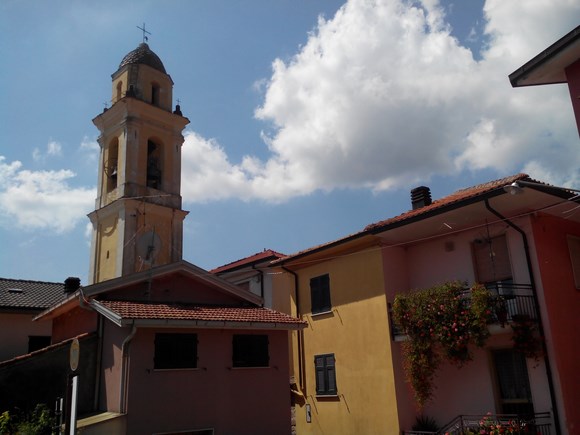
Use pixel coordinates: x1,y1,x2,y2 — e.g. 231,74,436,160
1,0,579,285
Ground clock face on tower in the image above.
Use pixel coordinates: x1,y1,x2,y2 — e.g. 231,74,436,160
136,230,162,265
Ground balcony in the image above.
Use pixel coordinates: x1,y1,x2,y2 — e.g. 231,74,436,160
403,412,553,435
390,282,538,340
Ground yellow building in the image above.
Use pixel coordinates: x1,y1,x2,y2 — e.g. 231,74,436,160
273,235,401,434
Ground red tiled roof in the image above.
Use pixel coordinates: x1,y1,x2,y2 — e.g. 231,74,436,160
98,300,306,327
364,173,531,231
210,249,285,274
274,173,534,264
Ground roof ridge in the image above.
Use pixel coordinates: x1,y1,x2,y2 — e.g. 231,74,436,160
0,277,62,285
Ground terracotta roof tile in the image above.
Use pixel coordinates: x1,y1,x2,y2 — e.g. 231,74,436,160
211,249,285,274
98,300,306,326
364,173,531,231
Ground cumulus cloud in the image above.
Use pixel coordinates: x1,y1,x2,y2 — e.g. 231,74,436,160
0,156,95,233
181,0,580,203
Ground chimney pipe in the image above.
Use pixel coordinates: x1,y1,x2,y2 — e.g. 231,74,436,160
411,186,432,210
64,277,81,293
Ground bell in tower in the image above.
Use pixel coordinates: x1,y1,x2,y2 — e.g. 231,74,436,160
88,42,190,284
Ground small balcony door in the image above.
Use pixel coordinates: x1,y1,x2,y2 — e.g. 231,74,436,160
492,349,534,415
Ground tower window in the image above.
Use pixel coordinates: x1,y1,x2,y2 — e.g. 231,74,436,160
147,140,162,189
105,138,119,193
151,82,160,106
116,81,123,102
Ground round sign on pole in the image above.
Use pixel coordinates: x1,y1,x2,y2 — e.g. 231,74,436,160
70,338,80,372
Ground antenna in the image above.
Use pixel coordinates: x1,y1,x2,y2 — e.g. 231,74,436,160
137,23,151,43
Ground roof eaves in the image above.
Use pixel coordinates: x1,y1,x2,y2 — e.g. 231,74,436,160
509,25,580,87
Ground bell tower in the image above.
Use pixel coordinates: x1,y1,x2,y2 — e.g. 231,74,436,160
88,42,189,284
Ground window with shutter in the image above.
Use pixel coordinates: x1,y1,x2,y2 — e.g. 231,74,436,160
567,235,580,289
314,353,337,395
154,333,198,369
310,274,331,314
232,334,269,367
473,235,512,284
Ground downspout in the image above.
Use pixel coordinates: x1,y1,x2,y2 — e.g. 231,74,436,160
484,199,561,434
252,264,265,304
120,323,137,414
281,266,305,391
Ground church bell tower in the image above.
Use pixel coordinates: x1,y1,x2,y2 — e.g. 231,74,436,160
88,42,189,284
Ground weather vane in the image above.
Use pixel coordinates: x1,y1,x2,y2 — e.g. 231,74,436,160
137,23,151,43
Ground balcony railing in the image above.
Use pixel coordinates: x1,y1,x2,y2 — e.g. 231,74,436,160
435,412,553,435
390,282,538,340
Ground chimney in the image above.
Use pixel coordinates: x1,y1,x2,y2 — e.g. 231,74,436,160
411,186,432,210
64,277,81,293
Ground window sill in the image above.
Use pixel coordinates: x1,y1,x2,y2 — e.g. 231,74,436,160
153,367,200,372
230,366,271,370
311,310,333,318
315,394,339,400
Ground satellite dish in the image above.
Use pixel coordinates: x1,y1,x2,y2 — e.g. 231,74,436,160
136,231,162,264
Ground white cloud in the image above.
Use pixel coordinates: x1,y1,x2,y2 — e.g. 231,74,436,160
179,0,580,203
32,140,63,163
0,156,95,233
249,0,578,197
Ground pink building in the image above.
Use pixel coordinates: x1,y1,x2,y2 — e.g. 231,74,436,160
36,261,305,434
368,174,580,434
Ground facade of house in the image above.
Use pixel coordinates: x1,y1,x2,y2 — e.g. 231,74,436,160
273,174,580,434
0,278,66,361
34,261,305,434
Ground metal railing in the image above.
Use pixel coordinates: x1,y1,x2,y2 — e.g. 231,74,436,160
437,412,552,435
389,282,539,340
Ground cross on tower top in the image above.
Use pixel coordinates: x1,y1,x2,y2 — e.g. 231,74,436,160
137,23,151,43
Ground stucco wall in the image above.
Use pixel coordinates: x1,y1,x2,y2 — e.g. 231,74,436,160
0,313,51,361
122,328,291,435
285,247,399,435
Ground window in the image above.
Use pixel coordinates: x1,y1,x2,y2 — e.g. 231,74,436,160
151,82,160,106
154,333,197,369
473,235,512,284
567,235,580,289
147,139,162,189
232,334,269,367
310,274,331,314
492,349,534,415
28,336,51,353
315,353,337,395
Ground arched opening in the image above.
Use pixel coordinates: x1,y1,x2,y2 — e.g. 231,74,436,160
147,139,162,189
116,82,123,102
151,82,160,106
105,138,119,193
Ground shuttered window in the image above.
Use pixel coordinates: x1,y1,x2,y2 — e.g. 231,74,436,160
315,353,337,395
473,235,512,284
567,235,580,289
154,333,198,369
310,274,331,314
233,334,269,367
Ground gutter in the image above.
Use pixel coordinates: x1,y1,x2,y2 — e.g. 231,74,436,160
484,199,561,434
282,266,305,392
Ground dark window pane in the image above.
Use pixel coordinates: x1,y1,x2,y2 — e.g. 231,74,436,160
314,353,337,395
310,274,331,314
154,333,197,369
233,335,269,367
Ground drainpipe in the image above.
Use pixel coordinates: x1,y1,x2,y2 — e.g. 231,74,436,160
484,199,561,434
281,266,305,391
119,323,137,414
252,264,265,304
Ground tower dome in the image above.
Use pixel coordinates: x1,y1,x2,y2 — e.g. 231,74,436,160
118,43,167,74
